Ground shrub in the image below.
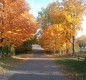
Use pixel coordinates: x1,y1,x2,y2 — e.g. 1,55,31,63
15,40,32,54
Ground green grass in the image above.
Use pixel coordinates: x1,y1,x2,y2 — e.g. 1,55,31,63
56,58,86,80
0,57,24,74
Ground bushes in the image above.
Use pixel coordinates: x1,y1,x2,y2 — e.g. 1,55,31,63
1,39,34,56
15,38,38,54
15,40,32,54
1,44,15,57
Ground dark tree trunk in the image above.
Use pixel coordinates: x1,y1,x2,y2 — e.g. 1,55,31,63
72,36,75,55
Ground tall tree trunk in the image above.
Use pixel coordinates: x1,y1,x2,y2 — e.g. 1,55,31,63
72,36,75,55
66,31,68,55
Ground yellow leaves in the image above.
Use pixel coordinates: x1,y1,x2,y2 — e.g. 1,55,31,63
38,0,85,54
39,24,69,51
65,13,72,23
52,24,64,31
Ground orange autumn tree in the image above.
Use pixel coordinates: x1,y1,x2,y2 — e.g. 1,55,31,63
39,25,64,53
38,0,85,55
38,2,72,54
0,0,38,54
39,24,72,55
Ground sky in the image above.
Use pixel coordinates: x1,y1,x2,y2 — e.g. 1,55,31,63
26,0,86,37
78,16,86,37
26,0,54,17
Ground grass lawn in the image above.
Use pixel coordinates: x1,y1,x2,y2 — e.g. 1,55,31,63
0,56,25,74
56,58,86,80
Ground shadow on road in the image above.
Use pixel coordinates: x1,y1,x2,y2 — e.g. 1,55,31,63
8,59,67,80
9,73,67,80
6,45,68,80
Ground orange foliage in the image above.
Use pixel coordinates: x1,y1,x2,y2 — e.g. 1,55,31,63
0,0,38,47
39,24,71,51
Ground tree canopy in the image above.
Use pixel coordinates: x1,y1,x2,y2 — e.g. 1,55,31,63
37,0,86,54
0,0,38,48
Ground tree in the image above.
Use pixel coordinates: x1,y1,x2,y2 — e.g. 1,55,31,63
0,0,38,55
37,0,85,55
40,25,65,53
63,0,86,55
39,24,72,55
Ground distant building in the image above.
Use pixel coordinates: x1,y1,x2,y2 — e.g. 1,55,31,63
35,28,43,39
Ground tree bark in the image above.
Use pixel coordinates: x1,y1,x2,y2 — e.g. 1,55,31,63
72,36,75,55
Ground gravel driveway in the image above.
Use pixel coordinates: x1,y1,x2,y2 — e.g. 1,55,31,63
0,45,68,80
